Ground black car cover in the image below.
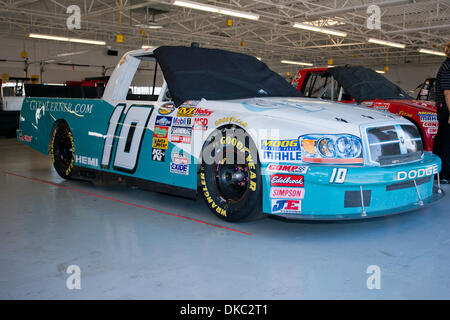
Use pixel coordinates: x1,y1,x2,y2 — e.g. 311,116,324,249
327,66,411,103
154,46,302,106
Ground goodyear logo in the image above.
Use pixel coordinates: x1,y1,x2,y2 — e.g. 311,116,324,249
152,138,168,149
261,139,298,151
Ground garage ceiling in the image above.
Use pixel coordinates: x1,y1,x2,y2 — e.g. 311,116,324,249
0,0,449,72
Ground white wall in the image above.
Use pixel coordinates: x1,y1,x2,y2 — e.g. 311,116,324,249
382,63,442,93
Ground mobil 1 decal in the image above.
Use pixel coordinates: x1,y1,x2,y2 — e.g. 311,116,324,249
101,104,154,173
261,139,302,162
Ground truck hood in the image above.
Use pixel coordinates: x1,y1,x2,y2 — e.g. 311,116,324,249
205,97,409,136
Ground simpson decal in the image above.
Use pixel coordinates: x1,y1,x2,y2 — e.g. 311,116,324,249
152,148,165,162
270,187,305,199
267,163,308,174
170,162,189,175
270,174,304,187
152,138,168,149
153,126,169,138
155,116,172,127
271,199,301,214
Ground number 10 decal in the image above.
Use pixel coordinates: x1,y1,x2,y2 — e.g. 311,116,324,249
101,104,154,173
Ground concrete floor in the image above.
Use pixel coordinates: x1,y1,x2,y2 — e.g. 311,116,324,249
0,138,449,300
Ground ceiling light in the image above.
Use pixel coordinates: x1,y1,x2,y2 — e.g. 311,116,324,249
173,0,259,20
375,70,385,74
281,60,313,66
367,38,405,49
135,23,163,30
293,23,347,37
29,33,105,45
142,45,154,49
418,48,446,57
256,57,261,61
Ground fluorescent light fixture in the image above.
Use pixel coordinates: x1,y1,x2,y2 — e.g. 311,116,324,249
293,22,347,37
418,48,446,57
281,60,313,66
367,38,405,49
256,57,261,61
173,0,259,20
29,33,105,45
135,23,163,29
142,45,154,49
375,70,385,74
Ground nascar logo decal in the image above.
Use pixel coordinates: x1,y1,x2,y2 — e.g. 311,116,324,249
158,104,175,115
270,174,304,187
271,199,301,214
270,187,305,199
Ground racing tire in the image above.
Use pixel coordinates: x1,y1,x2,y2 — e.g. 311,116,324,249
200,127,263,222
49,122,75,180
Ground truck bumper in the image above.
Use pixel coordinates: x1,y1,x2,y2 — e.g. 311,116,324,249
262,152,444,220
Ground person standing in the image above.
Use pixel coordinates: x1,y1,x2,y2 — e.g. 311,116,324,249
434,42,450,183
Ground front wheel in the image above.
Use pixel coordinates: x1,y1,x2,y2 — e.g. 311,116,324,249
200,127,263,222
49,122,75,180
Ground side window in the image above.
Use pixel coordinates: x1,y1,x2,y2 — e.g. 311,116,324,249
127,57,163,101
321,78,340,100
304,73,330,98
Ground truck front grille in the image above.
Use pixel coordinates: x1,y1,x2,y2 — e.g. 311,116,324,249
366,124,423,166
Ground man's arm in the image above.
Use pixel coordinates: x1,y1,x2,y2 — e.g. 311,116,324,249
445,90,450,123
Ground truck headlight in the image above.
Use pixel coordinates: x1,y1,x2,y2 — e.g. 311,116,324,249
299,134,363,164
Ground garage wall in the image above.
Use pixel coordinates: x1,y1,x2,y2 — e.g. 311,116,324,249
1,37,446,93
382,63,442,93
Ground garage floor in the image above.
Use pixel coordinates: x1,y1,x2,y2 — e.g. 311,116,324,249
0,138,449,299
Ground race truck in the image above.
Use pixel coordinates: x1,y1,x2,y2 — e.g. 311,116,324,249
17,46,444,221
291,66,438,152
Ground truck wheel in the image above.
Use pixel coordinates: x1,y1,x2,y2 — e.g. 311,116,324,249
200,127,263,222
50,122,75,180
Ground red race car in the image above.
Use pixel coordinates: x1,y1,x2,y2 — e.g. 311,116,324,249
292,66,438,151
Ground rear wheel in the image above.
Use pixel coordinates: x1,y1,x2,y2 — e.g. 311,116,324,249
200,127,263,222
50,122,75,180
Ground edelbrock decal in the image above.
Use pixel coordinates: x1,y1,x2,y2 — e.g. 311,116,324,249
270,174,304,187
